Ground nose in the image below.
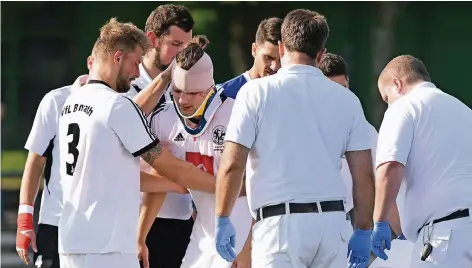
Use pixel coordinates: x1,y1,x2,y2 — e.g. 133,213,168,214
179,93,190,105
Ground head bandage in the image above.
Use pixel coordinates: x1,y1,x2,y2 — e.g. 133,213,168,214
172,52,215,93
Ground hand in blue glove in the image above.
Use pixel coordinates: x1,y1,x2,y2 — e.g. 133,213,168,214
371,221,392,260
348,228,372,268
215,216,236,262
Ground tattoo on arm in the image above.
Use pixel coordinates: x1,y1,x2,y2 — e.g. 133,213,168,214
141,143,163,165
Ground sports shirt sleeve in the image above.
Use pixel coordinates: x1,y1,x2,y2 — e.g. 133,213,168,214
346,97,372,152
147,104,166,141
108,95,159,157
25,93,58,155
376,100,414,168
225,82,259,149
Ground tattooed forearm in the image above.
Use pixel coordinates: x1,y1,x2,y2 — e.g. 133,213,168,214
141,143,163,165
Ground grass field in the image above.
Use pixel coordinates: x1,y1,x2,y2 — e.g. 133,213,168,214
1,150,34,190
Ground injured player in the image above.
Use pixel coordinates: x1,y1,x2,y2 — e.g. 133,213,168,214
137,36,252,268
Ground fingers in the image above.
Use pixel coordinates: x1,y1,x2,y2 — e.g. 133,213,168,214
16,248,30,265
372,246,388,260
143,254,150,268
348,257,367,268
230,235,236,248
385,238,391,250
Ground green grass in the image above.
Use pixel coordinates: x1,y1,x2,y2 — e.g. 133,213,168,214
1,150,27,172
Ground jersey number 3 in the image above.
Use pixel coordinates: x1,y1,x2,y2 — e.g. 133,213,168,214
185,152,214,175
66,123,80,175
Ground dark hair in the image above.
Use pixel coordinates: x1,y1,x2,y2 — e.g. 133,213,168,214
281,9,329,58
255,17,283,45
176,35,210,70
319,53,348,77
145,4,194,37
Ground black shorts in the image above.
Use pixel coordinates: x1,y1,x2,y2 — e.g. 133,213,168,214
33,223,60,268
141,217,194,268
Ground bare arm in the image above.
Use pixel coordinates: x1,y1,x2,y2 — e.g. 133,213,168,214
215,141,249,217
19,151,46,205
345,149,375,230
140,171,188,194
133,60,175,116
133,74,171,116
140,143,216,193
137,192,166,244
373,161,404,222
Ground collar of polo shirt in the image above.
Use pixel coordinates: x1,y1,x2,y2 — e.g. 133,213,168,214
278,64,323,76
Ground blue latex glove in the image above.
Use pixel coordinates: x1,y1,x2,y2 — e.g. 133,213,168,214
215,216,236,262
397,233,407,240
348,228,372,268
371,221,392,260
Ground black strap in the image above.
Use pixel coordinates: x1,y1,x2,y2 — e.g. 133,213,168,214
417,209,470,234
88,79,112,88
256,200,345,222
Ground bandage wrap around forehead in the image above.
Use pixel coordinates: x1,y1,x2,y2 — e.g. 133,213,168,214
172,52,215,93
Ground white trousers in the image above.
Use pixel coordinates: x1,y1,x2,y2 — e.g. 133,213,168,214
409,216,472,268
252,211,350,268
59,253,139,268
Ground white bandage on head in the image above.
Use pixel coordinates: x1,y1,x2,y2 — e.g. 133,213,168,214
171,52,215,93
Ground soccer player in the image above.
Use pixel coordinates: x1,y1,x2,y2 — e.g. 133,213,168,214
129,5,197,268
219,17,282,99
57,18,216,268
215,9,375,268
373,55,472,267
138,36,252,268
16,73,89,268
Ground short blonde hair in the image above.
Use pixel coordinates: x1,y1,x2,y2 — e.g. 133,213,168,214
92,18,152,60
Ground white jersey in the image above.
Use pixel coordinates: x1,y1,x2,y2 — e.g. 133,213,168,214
149,96,252,256
24,75,87,226
376,82,472,241
340,123,378,212
58,80,158,254
127,63,190,219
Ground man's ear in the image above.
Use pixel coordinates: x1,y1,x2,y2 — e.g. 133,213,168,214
147,31,158,48
113,50,123,65
278,41,285,58
251,43,257,58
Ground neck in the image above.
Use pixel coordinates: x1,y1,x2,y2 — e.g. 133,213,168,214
184,117,200,129
282,52,317,68
247,66,260,80
142,52,162,79
88,62,117,90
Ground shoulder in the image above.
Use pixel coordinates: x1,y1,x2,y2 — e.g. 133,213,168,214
149,102,174,123
218,74,248,99
43,85,73,107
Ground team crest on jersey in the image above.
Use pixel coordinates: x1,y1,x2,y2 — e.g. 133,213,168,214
212,125,226,152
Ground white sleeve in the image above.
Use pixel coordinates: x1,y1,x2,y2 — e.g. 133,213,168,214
24,93,58,155
376,101,414,168
148,105,166,141
346,97,371,152
108,96,159,157
369,125,379,168
225,83,259,149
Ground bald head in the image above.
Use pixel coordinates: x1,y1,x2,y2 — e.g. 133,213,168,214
378,55,431,104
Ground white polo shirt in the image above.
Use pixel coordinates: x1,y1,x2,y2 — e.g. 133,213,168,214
24,75,87,227
128,63,192,220
225,64,372,217
58,81,158,254
340,123,378,212
376,82,472,241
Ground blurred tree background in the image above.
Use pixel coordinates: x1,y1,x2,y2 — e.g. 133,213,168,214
2,1,472,150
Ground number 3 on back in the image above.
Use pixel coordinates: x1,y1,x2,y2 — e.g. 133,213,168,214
67,123,80,176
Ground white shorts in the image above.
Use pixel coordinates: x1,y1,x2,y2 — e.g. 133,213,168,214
59,253,139,268
252,211,350,268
